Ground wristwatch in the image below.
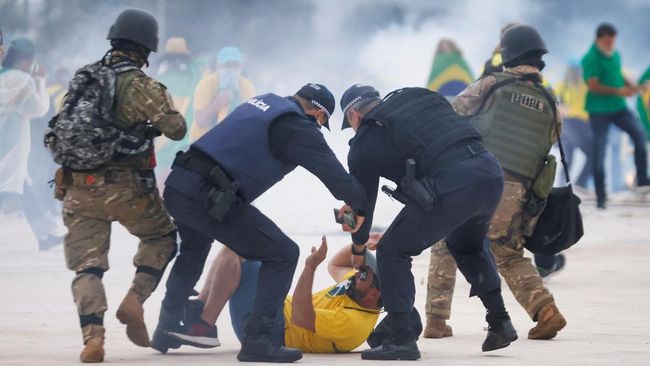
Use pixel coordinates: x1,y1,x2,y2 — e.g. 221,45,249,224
351,243,367,256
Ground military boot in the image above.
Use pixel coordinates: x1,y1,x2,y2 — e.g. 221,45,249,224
528,303,566,340
482,312,518,352
150,305,183,354
80,324,105,363
116,289,149,347
423,314,453,339
361,312,421,361
237,315,302,363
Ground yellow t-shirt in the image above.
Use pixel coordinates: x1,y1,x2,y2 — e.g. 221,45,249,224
189,72,256,141
283,271,380,353
555,81,589,121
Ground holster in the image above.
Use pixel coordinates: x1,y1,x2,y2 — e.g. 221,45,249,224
205,165,243,223
402,177,438,213
398,159,438,213
53,167,71,201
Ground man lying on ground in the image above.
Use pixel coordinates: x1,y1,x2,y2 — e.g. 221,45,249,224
165,234,384,353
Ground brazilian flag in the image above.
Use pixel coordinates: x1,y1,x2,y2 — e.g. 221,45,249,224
426,41,474,98
636,65,650,140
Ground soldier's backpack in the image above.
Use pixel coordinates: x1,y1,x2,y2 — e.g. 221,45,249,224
45,58,151,170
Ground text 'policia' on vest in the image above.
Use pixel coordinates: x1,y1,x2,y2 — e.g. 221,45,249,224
471,72,555,180
191,93,304,202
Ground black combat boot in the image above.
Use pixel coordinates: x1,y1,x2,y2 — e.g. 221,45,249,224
361,312,421,361
482,311,518,352
237,315,302,363
150,306,183,354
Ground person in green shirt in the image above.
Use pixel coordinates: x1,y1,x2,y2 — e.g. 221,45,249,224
581,23,649,208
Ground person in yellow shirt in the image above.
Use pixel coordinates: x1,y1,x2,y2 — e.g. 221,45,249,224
189,46,256,141
555,59,593,189
164,235,384,353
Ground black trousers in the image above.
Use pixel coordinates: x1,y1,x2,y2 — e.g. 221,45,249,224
160,185,299,322
377,176,504,313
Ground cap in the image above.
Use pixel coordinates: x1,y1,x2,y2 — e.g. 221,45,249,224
9,37,35,59
340,84,380,130
164,37,189,55
296,83,336,130
364,251,380,283
217,46,242,64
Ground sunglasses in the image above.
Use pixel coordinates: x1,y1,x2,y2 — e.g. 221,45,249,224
358,265,379,289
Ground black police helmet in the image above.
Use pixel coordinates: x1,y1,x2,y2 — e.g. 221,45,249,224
500,24,547,65
107,8,159,52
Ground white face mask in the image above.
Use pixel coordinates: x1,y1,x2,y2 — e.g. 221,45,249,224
218,67,241,90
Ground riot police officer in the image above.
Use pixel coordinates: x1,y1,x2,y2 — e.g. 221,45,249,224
151,83,367,363
339,84,517,360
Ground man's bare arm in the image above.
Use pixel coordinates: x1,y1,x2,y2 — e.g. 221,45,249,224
327,232,382,283
291,237,328,332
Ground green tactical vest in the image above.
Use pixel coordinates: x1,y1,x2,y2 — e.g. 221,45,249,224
471,72,556,179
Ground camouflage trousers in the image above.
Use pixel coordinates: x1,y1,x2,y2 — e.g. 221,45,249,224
426,180,555,321
62,169,177,336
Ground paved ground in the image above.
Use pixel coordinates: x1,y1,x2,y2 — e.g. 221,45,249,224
1,200,649,365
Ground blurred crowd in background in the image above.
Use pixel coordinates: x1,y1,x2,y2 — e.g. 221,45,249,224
1,0,650,251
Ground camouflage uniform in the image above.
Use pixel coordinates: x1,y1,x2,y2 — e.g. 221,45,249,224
61,53,186,343
426,66,561,322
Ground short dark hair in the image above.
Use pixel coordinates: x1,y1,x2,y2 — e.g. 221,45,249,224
596,23,617,38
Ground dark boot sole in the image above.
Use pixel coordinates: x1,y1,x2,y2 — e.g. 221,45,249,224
361,350,421,361
237,353,303,363
482,334,518,352
150,332,182,354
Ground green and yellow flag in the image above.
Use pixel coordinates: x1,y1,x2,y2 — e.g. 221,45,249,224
426,39,474,98
636,65,650,140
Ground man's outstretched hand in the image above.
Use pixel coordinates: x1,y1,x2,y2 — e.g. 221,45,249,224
305,235,328,270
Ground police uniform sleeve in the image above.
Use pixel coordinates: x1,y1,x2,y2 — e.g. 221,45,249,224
128,75,187,141
269,115,368,214
349,154,379,245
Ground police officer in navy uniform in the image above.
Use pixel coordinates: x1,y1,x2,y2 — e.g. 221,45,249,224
151,83,367,363
338,85,517,360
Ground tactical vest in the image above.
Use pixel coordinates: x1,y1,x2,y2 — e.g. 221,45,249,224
471,72,556,179
192,93,302,202
364,87,482,175
108,68,155,169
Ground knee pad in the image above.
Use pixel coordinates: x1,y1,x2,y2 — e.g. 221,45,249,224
136,265,164,283
79,313,104,328
76,267,105,279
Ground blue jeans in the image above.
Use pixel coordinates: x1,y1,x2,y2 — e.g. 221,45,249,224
561,118,593,188
229,260,285,345
589,109,649,204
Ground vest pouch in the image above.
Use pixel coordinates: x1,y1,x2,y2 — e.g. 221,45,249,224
53,167,71,201
531,155,557,199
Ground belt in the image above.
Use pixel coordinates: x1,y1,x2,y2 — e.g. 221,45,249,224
173,148,224,181
70,170,138,187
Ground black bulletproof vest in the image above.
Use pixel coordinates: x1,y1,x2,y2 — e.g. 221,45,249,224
363,87,482,176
